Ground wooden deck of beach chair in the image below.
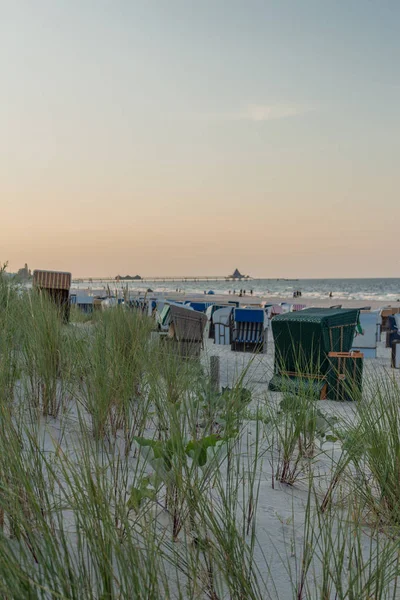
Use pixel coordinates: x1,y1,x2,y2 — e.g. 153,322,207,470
231,308,265,353
33,270,72,323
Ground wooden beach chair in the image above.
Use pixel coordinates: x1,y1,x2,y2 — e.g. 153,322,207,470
167,304,208,358
33,270,72,323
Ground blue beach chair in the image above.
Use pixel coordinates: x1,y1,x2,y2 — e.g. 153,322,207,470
231,308,266,352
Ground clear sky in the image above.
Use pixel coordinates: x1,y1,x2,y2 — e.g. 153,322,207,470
1,0,399,278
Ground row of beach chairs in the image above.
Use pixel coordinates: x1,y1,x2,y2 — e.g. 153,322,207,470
30,271,396,371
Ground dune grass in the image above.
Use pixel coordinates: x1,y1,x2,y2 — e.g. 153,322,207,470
0,273,400,597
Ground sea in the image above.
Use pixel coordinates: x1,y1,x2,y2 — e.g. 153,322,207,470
73,278,400,303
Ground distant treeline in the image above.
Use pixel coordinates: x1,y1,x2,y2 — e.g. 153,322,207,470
116,274,142,280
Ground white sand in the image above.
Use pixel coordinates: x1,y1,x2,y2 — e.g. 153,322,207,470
197,332,400,597
16,318,400,597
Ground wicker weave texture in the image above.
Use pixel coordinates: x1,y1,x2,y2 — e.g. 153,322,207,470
168,305,207,342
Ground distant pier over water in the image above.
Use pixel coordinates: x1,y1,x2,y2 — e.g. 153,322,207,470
73,268,251,284
72,274,253,284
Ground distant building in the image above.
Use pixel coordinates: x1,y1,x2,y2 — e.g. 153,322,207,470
17,263,32,281
229,268,247,280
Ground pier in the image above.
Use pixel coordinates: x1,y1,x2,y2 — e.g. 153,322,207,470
72,275,252,284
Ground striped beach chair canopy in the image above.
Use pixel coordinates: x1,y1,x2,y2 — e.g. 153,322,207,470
33,270,72,291
291,304,307,312
270,305,283,317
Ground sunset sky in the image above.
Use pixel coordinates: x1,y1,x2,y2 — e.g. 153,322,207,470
1,0,399,278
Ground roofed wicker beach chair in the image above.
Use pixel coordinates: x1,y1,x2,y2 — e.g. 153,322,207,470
291,304,307,312
351,310,381,358
184,301,213,313
167,304,208,358
270,305,283,317
381,307,400,332
70,293,94,314
206,304,233,340
130,297,149,315
231,308,266,353
213,306,234,345
269,308,362,400
385,314,400,348
33,270,72,323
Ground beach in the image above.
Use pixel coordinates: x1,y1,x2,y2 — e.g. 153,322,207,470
2,281,400,597
73,285,400,312
158,291,400,310
73,277,400,305
71,275,400,311
4,0,399,593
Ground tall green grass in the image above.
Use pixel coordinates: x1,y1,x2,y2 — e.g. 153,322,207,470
0,273,399,598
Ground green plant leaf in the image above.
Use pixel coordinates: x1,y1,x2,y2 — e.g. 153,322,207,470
134,436,173,470
186,434,219,467
128,482,156,512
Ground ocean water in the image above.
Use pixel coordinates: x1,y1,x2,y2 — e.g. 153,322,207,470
73,278,400,303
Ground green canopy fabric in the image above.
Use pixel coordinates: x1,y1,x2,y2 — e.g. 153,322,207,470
270,308,360,393
159,305,171,326
268,374,326,399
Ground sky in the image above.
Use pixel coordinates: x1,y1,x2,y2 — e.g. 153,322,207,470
1,0,399,278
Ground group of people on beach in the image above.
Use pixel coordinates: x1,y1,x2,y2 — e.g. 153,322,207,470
228,289,253,297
